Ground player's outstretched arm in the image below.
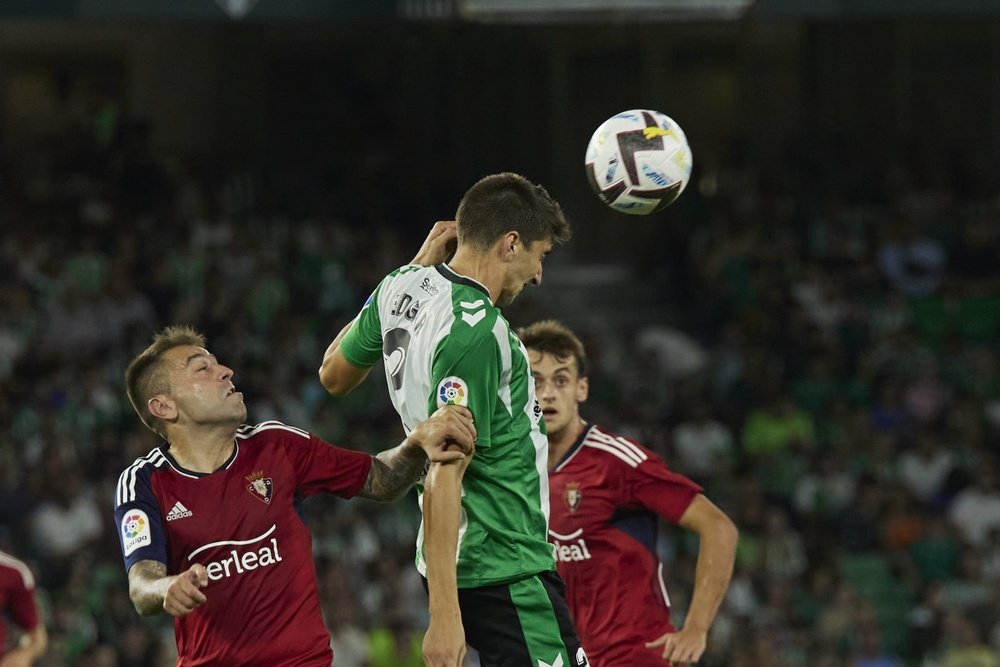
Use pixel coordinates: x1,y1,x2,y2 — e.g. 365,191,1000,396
359,406,476,502
128,560,208,618
646,494,738,665
422,455,471,667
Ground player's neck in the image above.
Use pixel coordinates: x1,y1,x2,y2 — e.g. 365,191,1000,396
547,417,586,469
165,425,237,473
447,249,501,305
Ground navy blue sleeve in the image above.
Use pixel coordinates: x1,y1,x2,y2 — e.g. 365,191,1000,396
114,462,168,573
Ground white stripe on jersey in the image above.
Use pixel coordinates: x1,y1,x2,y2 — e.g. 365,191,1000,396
236,421,309,440
188,524,277,561
657,562,672,608
589,429,649,463
587,429,646,465
0,551,34,589
493,318,513,416
116,449,168,507
613,435,648,463
582,440,640,468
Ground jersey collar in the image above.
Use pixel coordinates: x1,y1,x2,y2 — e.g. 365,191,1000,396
158,440,240,478
435,264,491,299
551,422,593,473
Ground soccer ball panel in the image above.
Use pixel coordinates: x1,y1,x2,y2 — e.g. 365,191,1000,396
585,109,693,215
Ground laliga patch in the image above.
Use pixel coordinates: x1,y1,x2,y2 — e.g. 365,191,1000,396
436,376,468,407
121,509,152,556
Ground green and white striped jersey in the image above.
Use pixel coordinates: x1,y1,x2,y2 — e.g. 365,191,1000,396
339,264,555,587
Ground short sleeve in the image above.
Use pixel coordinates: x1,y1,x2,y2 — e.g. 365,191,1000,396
7,568,40,631
282,429,373,499
621,442,702,523
113,471,168,573
429,332,498,447
339,283,385,368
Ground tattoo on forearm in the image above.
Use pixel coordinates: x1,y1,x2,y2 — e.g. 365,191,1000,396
360,445,427,501
129,560,168,615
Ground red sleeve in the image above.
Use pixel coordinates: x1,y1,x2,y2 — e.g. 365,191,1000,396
283,430,373,499
621,440,702,523
5,569,40,632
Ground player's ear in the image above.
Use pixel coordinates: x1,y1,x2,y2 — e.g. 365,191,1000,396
577,376,589,403
148,395,177,421
501,231,519,260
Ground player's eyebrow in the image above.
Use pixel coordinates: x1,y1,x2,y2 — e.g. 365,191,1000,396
183,352,217,367
533,365,574,376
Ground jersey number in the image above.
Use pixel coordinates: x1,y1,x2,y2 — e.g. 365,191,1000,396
383,327,411,390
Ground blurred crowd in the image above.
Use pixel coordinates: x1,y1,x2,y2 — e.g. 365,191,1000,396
2,96,1000,667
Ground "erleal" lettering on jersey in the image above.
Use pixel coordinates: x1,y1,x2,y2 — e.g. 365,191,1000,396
549,528,592,563
188,525,283,581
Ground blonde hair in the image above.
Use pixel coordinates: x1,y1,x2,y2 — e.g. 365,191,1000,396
125,325,206,436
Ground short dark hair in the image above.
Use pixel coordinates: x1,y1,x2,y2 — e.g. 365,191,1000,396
125,325,206,436
456,173,571,251
517,319,588,377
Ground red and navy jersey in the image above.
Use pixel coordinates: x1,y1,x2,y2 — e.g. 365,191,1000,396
0,550,40,659
548,424,702,667
113,421,372,667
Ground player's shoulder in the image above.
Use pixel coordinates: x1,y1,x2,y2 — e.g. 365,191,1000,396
235,420,311,444
379,264,443,296
0,550,34,589
580,424,657,470
115,447,171,508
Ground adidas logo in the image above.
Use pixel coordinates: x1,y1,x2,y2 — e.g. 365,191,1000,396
165,501,193,522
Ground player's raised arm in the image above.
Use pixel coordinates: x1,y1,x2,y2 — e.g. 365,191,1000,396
359,405,476,502
320,221,458,397
410,220,458,266
645,494,738,664
128,560,208,618
319,318,371,396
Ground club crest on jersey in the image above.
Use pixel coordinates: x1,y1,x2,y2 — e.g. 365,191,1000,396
436,377,468,407
564,482,582,513
246,470,273,504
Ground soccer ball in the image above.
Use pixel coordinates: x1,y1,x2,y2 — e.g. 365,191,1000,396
585,109,693,215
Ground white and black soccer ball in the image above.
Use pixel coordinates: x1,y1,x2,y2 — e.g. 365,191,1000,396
585,109,693,215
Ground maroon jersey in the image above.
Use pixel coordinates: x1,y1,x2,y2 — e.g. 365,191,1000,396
0,551,40,659
548,424,702,667
113,421,372,667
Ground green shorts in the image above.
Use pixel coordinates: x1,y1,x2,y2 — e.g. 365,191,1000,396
458,570,587,667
